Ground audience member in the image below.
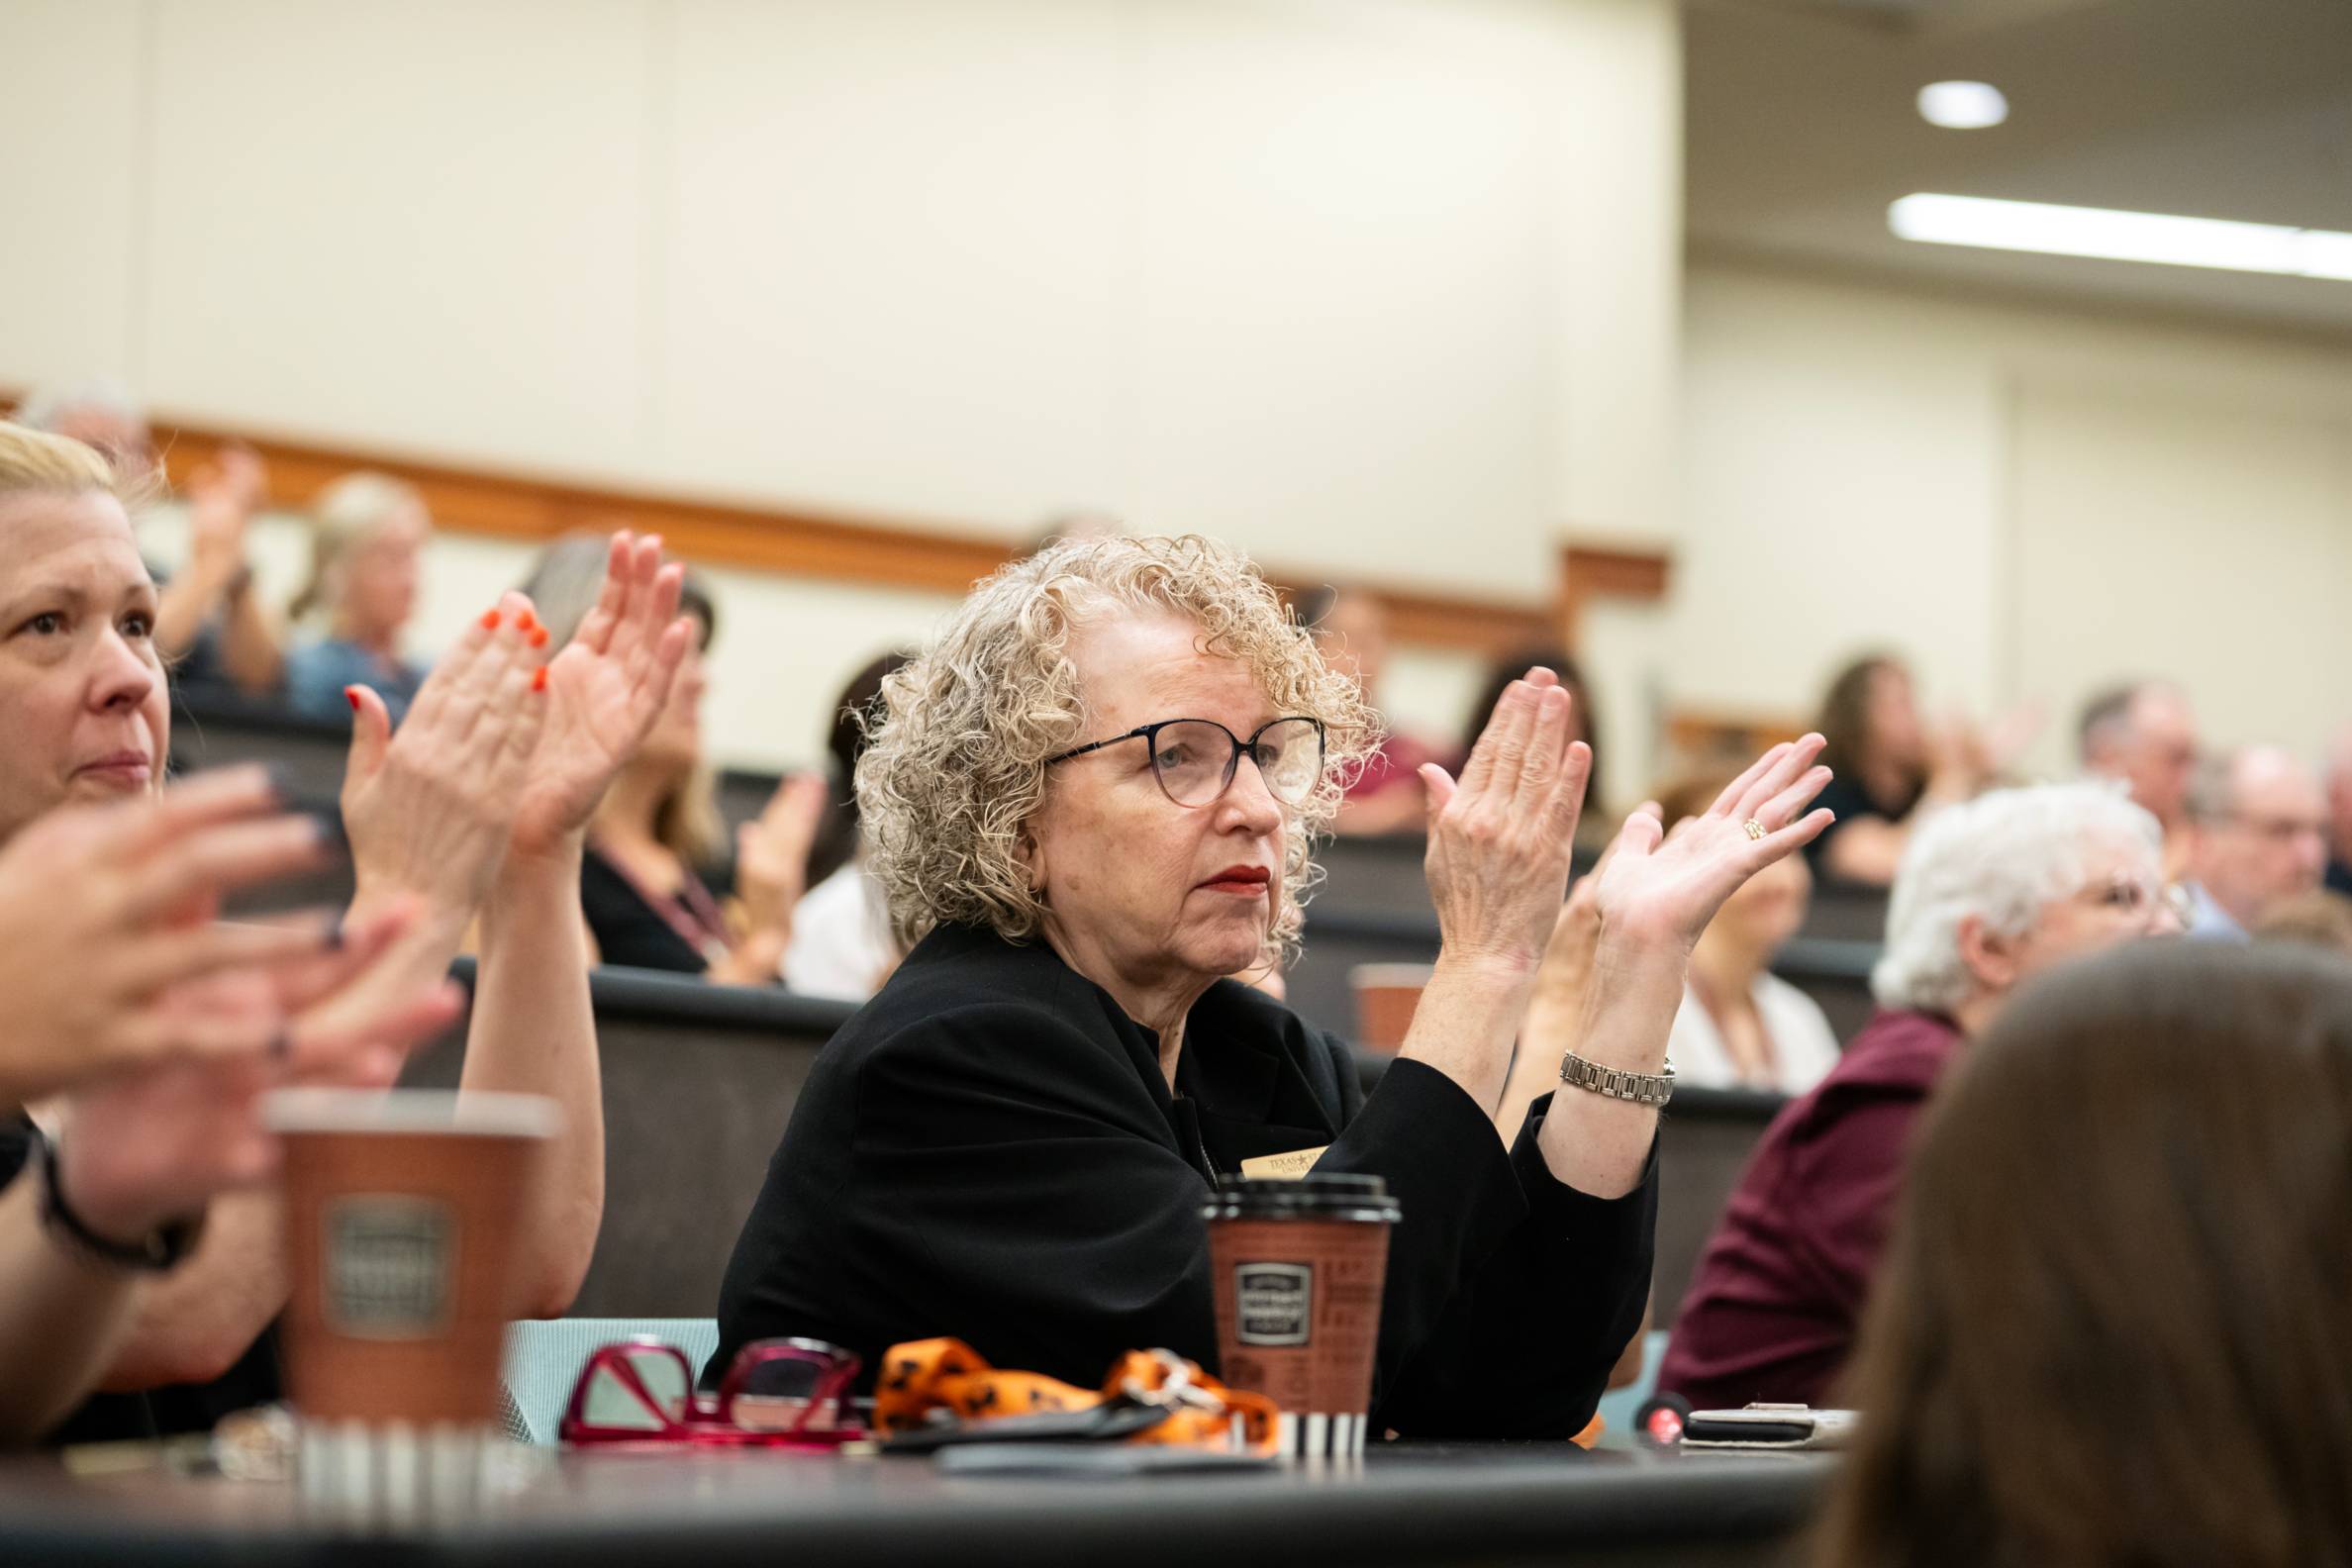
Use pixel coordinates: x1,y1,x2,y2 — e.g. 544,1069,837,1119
2077,677,2200,877
2324,721,2352,896
518,534,825,984
1,421,689,1440
1652,769,1841,1093
717,534,1834,1437
1462,645,1605,838
13,384,280,693
2180,745,2328,939
2249,889,2352,959
1809,942,2352,1568
281,473,431,723
0,772,461,1442
783,650,910,1001
1657,782,2173,1412
1299,584,1445,834
1807,653,2022,887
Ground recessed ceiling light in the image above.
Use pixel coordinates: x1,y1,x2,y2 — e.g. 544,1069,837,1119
1889,193,2352,280
1916,81,2009,130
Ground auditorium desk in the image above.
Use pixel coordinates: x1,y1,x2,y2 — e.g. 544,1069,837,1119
0,1444,1829,1567
167,684,357,803
401,963,860,1320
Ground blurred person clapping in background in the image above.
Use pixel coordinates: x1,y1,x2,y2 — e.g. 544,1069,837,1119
519,535,826,985
1807,652,2036,887
0,419,689,1441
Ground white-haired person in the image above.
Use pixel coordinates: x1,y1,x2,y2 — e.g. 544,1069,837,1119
281,472,433,723
0,420,690,1442
12,382,281,694
1657,781,2179,1412
716,534,1834,1437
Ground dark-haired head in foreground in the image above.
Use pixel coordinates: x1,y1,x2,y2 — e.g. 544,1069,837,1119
1813,940,2352,1568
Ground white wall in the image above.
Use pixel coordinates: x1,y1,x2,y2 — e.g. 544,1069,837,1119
1,0,1680,767
1662,265,2352,782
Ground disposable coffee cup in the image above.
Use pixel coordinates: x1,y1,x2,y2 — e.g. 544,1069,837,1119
1348,964,1431,1053
266,1088,558,1520
1204,1172,1401,1458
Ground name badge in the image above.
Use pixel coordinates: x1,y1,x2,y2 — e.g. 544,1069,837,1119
1238,1145,1327,1180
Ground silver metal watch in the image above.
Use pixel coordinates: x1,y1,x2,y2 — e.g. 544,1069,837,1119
1557,1050,1677,1108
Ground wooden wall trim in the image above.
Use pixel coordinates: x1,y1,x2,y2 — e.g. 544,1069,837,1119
1559,539,1673,649
146,419,1012,597
3,393,1563,652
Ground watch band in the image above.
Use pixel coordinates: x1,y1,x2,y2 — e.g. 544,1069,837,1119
1557,1049,1677,1108
32,1129,207,1273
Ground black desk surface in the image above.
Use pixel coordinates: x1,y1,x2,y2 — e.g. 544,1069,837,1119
0,1445,1829,1567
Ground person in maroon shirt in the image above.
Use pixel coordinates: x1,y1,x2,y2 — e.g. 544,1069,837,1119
1657,782,2179,1412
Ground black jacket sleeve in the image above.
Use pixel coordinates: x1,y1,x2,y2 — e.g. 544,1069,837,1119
1316,1058,1656,1439
1377,1090,1656,1438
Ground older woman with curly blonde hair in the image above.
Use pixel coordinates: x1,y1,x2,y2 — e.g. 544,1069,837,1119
717,535,1834,1437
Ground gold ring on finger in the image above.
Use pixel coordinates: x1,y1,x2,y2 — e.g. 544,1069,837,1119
1742,818,1766,840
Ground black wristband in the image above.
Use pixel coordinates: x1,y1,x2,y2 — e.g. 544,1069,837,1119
32,1128,207,1273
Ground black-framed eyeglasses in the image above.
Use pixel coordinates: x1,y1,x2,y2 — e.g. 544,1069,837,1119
1045,717,1325,809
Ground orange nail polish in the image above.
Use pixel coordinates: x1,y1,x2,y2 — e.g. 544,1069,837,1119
530,628,549,649
518,609,538,633
344,686,360,712
532,667,549,693
479,609,500,631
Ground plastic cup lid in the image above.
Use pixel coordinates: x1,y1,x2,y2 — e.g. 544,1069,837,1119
262,1088,560,1138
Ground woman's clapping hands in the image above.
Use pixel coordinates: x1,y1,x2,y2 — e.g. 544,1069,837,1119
508,532,691,859
1582,736,1833,952
340,531,691,921
1417,668,1595,975
0,767,390,1103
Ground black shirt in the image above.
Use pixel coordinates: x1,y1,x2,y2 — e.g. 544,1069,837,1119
580,845,719,973
0,1113,283,1445
714,923,1655,1439
1803,773,1925,882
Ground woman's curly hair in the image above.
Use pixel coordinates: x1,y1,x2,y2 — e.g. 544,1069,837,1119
857,534,1381,968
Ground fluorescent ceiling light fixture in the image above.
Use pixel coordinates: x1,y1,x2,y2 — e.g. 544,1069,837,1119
1916,81,2008,130
1889,194,2352,281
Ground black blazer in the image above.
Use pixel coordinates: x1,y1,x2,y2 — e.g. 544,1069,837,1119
713,923,1655,1438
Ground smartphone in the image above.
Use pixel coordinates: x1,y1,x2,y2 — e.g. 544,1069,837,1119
1679,1404,1856,1450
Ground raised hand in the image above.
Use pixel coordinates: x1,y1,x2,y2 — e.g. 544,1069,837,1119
735,773,831,939
49,935,463,1244
508,532,693,860
341,592,550,922
1586,735,1833,950
183,445,267,576
0,769,346,1104
1415,668,1593,974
